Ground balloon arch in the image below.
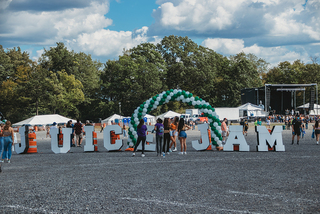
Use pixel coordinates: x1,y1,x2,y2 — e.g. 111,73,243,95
127,89,223,149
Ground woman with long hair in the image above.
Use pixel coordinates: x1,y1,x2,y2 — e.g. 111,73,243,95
177,118,191,154
132,119,148,157
162,118,171,155
169,116,179,152
1,121,14,163
154,118,164,156
314,119,320,145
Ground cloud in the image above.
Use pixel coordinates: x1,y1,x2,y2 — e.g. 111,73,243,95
0,1,112,46
69,26,150,58
201,38,312,67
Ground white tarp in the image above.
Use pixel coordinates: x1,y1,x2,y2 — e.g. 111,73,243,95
13,114,76,126
157,110,181,120
237,103,268,117
214,107,240,121
297,103,320,109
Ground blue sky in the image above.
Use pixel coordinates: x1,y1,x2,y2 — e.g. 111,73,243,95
0,0,319,67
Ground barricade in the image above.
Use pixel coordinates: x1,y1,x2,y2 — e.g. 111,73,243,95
27,132,37,153
93,131,98,151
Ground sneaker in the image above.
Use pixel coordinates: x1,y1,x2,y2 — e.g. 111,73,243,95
163,152,165,158
317,142,319,145
184,152,187,155
167,152,170,154
7,160,10,163
0,160,3,163
132,152,135,157
173,148,177,152
178,152,183,155
169,149,172,152
141,154,145,157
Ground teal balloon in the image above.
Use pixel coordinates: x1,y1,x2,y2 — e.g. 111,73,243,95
177,92,181,96
218,122,221,126
166,90,170,95
150,100,155,104
170,89,173,92
212,107,215,112
198,105,202,109
138,108,143,112
130,134,134,139
143,101,146,104
184,94,188,98
132,138,137,143
161,98,165,102
163,94,167,98
188,93,193,98
140,104,144,108
138,112,142,117
188,102,192,106
131,120,135,125
133,124,137,129
200,98,202,101
153,96,157,100
182,90,186,95
207,105,212,109
195,96,199,101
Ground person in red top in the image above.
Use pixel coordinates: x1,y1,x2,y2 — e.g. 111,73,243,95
221,118,228,144
73,119,83,147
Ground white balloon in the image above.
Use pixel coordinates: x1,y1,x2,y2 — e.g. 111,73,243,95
203,109,208,113
167,95,171,100
155,101,159,105
216,115,219,119
134,118,139,123
219,130,222,134
134,109,138,114
214,122,218,127
173,89,178,94
179,95,184,100
130,127,134,132
170,92,174,96
190,97,195,102
176,97,180,101
178,89,182,92
129,142,134,147
208,110,212,114
134,113,138,118
196,100,201,105
186,98,190,103
208,119,213,123
156,97,161,101
144,104,148,108
143,108,147,113
215,137,219,142
192,101,196,106
212,112,217,116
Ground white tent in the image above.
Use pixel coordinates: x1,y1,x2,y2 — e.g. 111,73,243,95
297,103,320,115
13,114,76,126
102,114,123,125
238,103,268,117
144,114,156,124
157,110,181,120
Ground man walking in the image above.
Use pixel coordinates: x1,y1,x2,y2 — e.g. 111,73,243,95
292,114,302,145
74,119,83,147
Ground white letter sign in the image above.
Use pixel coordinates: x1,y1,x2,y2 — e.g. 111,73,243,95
256,126,285,152
223,125,249,151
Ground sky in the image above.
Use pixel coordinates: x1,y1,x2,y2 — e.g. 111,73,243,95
0,0,319,67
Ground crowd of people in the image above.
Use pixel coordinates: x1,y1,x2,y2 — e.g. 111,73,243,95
132,116,191,157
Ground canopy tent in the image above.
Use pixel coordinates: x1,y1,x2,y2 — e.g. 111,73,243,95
144,114,156,124
297,103,320,109
13,114,76,126
102,114,123,125
238,103,268,117
157,110,181,120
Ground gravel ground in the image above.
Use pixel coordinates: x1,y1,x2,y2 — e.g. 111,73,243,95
0,125,319,214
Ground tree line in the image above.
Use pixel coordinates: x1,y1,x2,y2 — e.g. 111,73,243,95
1,35,319,123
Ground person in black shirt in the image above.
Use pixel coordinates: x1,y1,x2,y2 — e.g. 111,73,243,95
291,114,302,145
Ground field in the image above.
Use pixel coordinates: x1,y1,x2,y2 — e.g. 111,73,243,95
0,125,319,213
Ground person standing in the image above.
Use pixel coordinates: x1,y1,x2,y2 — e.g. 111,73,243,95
244,119,249,136
313,120,320,145
0,123,4,170
1,121,14,163
221,118,228,144
132,119,148,157
169,116,179,152
292,114,302,145
74,119,83,147
162,118,171,155
154,118,164,156
66,120,75,147
50,122,58,138
177,118,191,154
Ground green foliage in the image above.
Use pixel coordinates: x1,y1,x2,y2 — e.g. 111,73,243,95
1,37,319,123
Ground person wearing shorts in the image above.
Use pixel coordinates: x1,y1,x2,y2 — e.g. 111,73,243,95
291,114,301,145
221,118,228,144
177,118,191,154
74,119,83,147
314,120,320,145
169,116,179,152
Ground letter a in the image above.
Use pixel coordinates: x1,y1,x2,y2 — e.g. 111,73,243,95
223,125,249,151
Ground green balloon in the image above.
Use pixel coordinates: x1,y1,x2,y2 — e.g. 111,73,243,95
138,108,143,112
188,93,193,98
150,100,155,104
198,105,202,109
188,102,192,106
182,90,186,95
170,89,173,92
200,98,202,101
133,124,137,129
166,90,170,95
207,105,212,109
140,104,144,108
177,92,181,96
161,98,165,102
195,96,199,101
153,96,157,100
163,94,167,98
143,101,146,104
138,112,142,117
130,134,134,139
218,122,221,126
131,120,135,125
